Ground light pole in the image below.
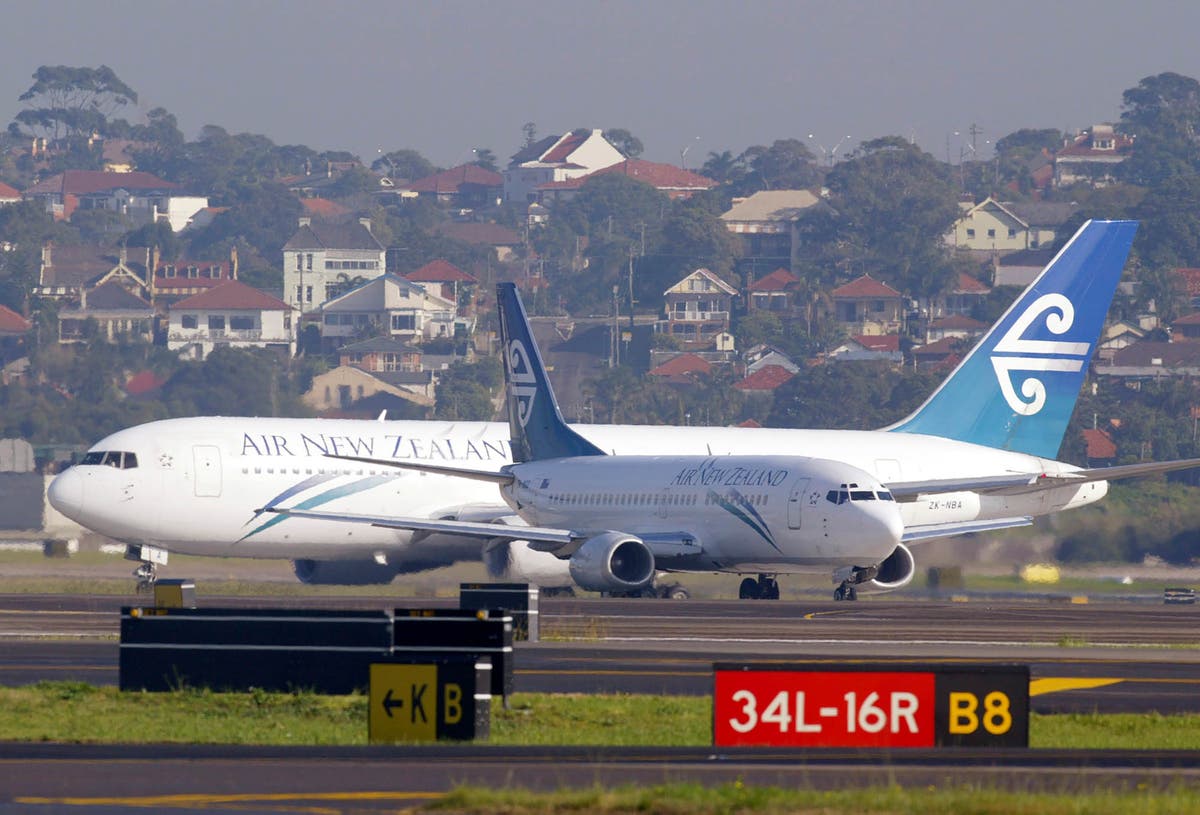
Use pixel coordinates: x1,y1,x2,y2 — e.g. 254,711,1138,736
680,136,701,169
807,134,851,166
376,148,395,181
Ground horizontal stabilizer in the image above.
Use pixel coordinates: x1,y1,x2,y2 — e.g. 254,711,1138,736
903,516,1033,543
323,453,515,485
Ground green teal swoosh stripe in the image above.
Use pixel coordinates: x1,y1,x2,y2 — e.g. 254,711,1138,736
239,474,394,541
246,473,338,524
709,489,779,552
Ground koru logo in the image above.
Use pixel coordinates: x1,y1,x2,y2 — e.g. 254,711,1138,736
990,293,1091,416
506,339,538,427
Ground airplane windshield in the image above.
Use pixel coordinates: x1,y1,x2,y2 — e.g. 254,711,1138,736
81,451,139,469
826,483,890,505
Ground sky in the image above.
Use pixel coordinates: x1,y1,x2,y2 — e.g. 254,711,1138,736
5,0,1200,171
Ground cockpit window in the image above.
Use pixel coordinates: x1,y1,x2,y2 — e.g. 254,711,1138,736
82,451,138,469
850,490,875,501
827,484,889,504
878,490,894,502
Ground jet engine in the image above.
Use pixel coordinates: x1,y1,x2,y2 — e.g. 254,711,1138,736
483,539,573,586
292,558,398,585
568,532,656,593
867,543,916,591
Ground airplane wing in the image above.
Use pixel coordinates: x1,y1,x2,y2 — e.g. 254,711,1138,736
902,516,1032,543
887,457,1200,501
261,507,574,547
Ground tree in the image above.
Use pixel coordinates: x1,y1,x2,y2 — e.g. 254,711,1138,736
993,128,1061,193
370,148,435,181
14,65,137,141
701,150,746,185
472,148,498,172
734,139,821,194
128,107,186,179
1118,72,1200,185
603,128,644,159
123,221,183,262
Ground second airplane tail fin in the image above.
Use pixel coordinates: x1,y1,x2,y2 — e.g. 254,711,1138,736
888,219,1138,459
496,282,605,463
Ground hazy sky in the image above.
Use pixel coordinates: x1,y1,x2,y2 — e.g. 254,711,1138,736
5,1,1200,171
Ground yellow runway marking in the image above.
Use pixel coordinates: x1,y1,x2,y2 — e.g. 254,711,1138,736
1030,677,1123,696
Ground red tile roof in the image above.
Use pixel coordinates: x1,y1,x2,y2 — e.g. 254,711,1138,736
0,181,20,199
124,370,165,396
734,364,795,391
434,221,521,246
1175,268,1200,298
25,170,178,196
737,418,763,428
1082,428,1117,460
954,271,990,294
850,334,900,352
301,197,351,218
408,164,503,194
0,304,31,333
749,268,799,292
913,336,963,356
406,259,478,284
170,280,292,311
831,274,902,299
537,159,715,193
540,131,590,164
648,353,712,377
1173,312,1200,327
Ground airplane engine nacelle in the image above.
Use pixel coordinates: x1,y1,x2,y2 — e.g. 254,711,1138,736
292,558,397,585
483,539,573,586
568,532,656,593
866,543,916,592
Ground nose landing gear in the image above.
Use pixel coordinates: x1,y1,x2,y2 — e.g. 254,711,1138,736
125,544,169,592
738,574,780,600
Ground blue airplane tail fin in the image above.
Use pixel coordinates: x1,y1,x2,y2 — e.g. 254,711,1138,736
496,282,605,463
888,219,1137,459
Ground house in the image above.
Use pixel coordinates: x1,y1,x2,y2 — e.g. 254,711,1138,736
656,269,738,348
912,336,966,371
303,365,434,414
744,344,799,375
36,244,153,303
503,129,625,204
747,268,800,313
406,163,504,208
57,282,154,344
929,271,991,318
994,248,1056,288
23,170,201,228
1096,321,1146,361
828,334,903,364
154,249,240,305
0,304,31,362
535,159,715,204
404,259,478,308
0,181,20,206
925,314,986,343
1175,268,1200,309
721,190,822,275
830,275,903,335
1081,427,1117,467
733,364,795,394
282,217,386,313
1054,125,1134,187
646,352,713,385
946,197,1075,252
300,197,352,221
432,221,522,262
338,336,422,373
1174,312,1200,341
314,273,461,348
167,280,295,360
1094,340,1200,381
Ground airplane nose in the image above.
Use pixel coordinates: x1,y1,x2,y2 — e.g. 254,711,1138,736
48,468,83,519
865,502,905,554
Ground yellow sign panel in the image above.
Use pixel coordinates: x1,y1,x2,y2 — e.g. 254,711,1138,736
369,664,438,742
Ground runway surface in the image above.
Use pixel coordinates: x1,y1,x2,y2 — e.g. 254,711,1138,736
3,592,1200,812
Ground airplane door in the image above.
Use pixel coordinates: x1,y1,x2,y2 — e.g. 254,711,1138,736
657,489,670,519
787,478,810,529
193,445,222,497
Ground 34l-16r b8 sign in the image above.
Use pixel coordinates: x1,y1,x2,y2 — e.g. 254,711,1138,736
713,663,1029,748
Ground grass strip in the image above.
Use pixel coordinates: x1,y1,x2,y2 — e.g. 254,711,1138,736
4,684,1200,749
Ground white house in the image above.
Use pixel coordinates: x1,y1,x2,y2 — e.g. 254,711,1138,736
503,129,625,204
315,274,460,347
282,217,386,314
167,280,296,360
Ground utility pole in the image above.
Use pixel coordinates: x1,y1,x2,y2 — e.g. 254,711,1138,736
611,285,620,367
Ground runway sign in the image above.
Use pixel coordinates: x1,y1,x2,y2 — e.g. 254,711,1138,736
713,663,1028,748
369,660,491,743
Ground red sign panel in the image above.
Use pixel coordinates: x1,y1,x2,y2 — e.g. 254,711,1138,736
715,669,936,748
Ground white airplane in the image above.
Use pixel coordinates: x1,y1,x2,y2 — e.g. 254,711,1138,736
265,282,908,600
47,219,1200,598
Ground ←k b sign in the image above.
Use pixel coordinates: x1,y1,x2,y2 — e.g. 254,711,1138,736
713,663,1028,748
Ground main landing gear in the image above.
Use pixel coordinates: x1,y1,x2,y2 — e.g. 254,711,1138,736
738,574,780,600
833,581,858,602
832,564,877,601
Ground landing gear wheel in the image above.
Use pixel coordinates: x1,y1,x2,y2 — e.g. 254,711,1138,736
666,585,690,601
738,577,760,600
133,562,158,593
834,581,858,601
757,575,780,600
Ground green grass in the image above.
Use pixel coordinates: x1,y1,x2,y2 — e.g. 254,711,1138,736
430,784,1200,814
5,684,1200,750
